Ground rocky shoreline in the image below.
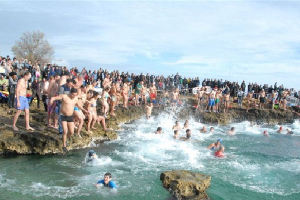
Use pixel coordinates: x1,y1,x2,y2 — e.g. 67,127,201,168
0,97,299,155
0,105,147,155
178,97,299,125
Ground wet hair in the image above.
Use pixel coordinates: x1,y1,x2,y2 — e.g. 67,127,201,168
157,127,162,132
104,172,112,178
70,88,78,94
231,127,235,131
186,131,191,139
174,130,178,135
92,91,99,98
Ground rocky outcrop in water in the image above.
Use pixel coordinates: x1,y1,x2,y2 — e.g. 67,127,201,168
0,105,147,155
160,170,211,200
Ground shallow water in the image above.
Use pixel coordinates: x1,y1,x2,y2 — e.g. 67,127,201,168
0,111,300,200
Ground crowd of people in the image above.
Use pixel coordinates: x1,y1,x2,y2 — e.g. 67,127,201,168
0,55,299,152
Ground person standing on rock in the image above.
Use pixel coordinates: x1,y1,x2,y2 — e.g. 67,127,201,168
12,71,35,131
49,88,87,152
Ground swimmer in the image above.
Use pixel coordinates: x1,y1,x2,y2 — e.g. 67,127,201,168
263,130,269,136
228,127,235,135
155,127,162,134
96,172,117,189
172,121,181,131
209,127,214,134
214,145,225,158
183,120,189,129
180,129,191,141
200,126,207,133
173,130,179,139
286,128,293,135
87,150,97,162
208,139,222,150
277,126,283,133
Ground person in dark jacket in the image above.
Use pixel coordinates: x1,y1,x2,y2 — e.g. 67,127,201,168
30,79,42,108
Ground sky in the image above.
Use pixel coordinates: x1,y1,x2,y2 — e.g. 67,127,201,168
0,0,299,89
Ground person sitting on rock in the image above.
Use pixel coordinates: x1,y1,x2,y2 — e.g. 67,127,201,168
96,172,117,189
227,127,235,135
180,129,191,141
200,126,207,133
155,127,162,134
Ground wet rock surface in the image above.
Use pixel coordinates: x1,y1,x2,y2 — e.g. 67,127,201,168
160,170,211,200
0,104,147,155
179,97,299,125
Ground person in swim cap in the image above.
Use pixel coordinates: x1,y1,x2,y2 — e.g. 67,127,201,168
277,126,283,133
96,172,117,189
207,139,222,150
263,130,269,136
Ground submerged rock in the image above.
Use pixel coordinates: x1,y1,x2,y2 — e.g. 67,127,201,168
160,170,211,200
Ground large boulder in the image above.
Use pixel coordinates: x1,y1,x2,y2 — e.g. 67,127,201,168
160,170,211,200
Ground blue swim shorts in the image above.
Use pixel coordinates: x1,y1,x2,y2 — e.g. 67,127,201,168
16,96,29,110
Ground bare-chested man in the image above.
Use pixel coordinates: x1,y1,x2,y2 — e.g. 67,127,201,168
110,83,117,116
224,92,230,113
208,88,217,112
246,91,254,112
47,75,60,128
122,81,129,108
12,71,35,131
49,88,87,152
102,74,111,89
258,89,266,110
73,86,87,137
197,88,205,111
171,88,179,107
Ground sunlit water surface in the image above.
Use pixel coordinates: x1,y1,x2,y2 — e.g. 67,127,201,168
1,111,300,200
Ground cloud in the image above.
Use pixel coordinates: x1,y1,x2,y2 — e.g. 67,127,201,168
0,0,300,88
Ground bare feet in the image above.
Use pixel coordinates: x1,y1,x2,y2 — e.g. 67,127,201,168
91,127,97,130
26,127,35,131
13,126,19,131
104,128,113,131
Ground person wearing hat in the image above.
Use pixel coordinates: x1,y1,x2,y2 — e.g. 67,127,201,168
207,138,223,151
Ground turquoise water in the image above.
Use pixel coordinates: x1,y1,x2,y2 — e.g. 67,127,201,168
0,112,300,200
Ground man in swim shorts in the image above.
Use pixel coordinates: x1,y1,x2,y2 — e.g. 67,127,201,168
12,71,35,131
96,172,117,189
50,88,87,152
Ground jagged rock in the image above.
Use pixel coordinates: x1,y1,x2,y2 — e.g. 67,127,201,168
0,105,147,155
160,170,211,200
